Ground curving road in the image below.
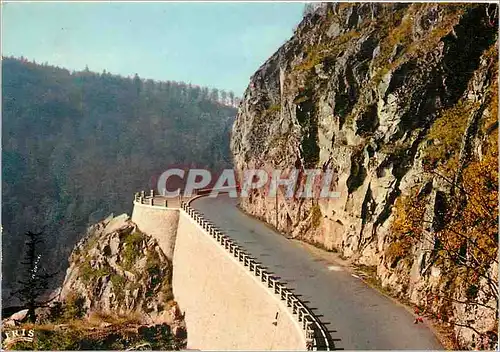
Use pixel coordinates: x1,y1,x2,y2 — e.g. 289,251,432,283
192,195,443,350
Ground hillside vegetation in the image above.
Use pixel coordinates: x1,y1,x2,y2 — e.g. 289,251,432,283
2,57,237,300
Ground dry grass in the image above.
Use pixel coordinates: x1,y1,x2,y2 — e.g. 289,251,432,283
88,310,143,326
423,100,479,169
293,30,360,73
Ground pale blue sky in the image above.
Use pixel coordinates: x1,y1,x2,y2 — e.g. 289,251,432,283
2,2,305,96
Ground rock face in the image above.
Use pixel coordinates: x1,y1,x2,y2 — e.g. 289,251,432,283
231,3,498,349
59,214,183,327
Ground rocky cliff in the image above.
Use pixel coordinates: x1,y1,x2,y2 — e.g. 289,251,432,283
59,214,183,328
231,3,498,349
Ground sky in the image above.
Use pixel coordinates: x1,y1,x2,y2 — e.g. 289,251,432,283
2,2,305,96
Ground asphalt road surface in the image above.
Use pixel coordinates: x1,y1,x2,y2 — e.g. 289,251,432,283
192,195,443,350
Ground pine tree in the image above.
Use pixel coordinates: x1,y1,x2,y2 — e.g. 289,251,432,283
13,231,57,323
201,87,209,100
209,88,219,102
221,90,227,105
133,73,142,96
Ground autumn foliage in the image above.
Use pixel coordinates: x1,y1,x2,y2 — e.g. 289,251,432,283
388,59,498,346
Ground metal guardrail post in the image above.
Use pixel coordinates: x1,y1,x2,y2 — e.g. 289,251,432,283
269,276,275,289
249,259,255,271
175,191,331,351
284,290,291,305
274,281,281,295
290,296,297,314
303,312,311,328
263,272,269,285
305,320,313,336
277,282,283,296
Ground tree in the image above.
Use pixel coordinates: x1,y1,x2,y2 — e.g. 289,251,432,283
133,73,142,96
228,91,235,106
220,90,227,105
201,87,209,101
13,231,57,323
2,57,237,291
390,132,498,349
189,85,201,102
209,88,219,102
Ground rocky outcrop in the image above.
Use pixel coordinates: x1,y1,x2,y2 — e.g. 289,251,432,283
58,214,184,329
231,3,498,349
2,214,187,350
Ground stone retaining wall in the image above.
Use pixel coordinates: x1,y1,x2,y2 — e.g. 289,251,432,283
131,196,179,259
131,190,330,350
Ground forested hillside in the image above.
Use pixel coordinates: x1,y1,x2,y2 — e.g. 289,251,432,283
2,57,237,302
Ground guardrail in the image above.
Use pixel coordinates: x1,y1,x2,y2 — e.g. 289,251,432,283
132,188,333,350
134,190,174,207
133,187,234,207
180,200,332,351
